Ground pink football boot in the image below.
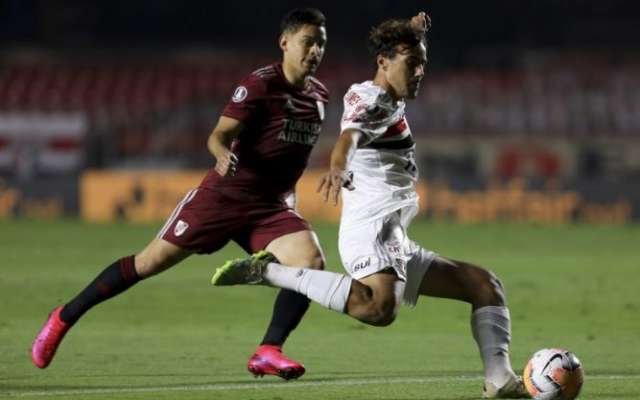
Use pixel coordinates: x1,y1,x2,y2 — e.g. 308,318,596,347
31,306,71,368
247,344,305,380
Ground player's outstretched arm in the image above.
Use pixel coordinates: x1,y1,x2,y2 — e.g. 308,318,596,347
317,129,360,205
207,116,243,177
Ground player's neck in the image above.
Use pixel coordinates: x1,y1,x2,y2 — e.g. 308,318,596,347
282,63,308,89
373,72,399,101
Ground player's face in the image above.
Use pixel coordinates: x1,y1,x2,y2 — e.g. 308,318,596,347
281,24,327,77
384,43,427,99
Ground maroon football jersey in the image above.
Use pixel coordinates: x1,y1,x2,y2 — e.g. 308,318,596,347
200,63,329,202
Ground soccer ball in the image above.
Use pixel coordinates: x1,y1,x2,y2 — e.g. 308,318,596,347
523,348,584,400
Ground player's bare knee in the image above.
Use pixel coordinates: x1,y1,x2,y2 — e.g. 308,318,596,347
357,292,398,327
133,254,157,279
134,250,176,278
364,299,398,327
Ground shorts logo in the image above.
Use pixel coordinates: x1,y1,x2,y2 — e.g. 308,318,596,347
386,240,402,255
174,220,189,237
352,256,371,272
232,86,248,103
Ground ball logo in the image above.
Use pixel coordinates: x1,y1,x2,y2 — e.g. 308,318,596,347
174,220,189,237
232,86,248,103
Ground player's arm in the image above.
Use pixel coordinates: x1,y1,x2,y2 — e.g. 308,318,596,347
207,116,243,177
317,129,360,205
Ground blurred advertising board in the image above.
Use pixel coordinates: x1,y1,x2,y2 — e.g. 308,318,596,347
79,170,424,223
0,176,77,218
78,169,635,224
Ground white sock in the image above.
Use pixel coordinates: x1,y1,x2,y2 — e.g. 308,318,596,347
264,263,352,313
471,306,516,387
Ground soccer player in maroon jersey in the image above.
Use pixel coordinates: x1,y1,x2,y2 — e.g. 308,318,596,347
31,8,328,380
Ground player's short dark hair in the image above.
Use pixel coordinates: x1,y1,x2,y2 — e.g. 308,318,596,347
368,18,427,59
280,8,326,35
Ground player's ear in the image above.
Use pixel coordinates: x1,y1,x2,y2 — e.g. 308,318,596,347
279,34,288,51
377,54,388,71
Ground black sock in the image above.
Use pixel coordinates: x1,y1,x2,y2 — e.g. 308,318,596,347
60,255,140,325
261,289,311,346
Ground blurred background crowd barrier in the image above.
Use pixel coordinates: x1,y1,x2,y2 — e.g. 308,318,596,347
1,0,638,223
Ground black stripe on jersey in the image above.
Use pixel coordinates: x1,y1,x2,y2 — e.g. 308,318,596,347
363,135,415,150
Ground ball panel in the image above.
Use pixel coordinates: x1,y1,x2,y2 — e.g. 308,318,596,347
560,368,584,400
523,360,539,397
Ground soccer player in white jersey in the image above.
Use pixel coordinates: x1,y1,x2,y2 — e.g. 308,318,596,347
212,12,529,399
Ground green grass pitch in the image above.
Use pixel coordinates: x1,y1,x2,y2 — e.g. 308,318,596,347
1,219,639,399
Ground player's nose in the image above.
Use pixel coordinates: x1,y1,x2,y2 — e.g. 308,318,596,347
309,43,322,57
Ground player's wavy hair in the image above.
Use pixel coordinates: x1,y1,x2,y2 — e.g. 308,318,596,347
368,17,429,59
280,8,326,35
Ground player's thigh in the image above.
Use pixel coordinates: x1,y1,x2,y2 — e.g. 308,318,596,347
135,238,193,278
339,212,408,280
265,229,325,269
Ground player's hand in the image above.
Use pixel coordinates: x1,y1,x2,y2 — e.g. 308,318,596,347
214,151,238,177
316,168,355,206
410,11,431,33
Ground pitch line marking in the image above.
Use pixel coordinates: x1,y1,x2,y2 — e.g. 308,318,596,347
2,374,639,397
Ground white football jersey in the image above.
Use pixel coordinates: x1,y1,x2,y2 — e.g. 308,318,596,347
339,81,419,225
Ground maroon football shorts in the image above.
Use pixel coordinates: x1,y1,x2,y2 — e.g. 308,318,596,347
158,188,311,254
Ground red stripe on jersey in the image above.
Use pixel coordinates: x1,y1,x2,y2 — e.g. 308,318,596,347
381,117,408,138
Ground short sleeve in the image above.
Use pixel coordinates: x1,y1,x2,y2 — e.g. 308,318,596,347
222,74,268,123
340,90,390,145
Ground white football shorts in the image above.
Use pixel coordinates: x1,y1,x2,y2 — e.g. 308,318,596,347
338,208,437,306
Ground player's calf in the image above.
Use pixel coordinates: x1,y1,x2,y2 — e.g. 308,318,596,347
461,262,506,309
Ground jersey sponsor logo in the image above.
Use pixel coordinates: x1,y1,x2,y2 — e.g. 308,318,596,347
352,256,372,272
174,219,189,236
278,119,321,146
231,86,248,103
